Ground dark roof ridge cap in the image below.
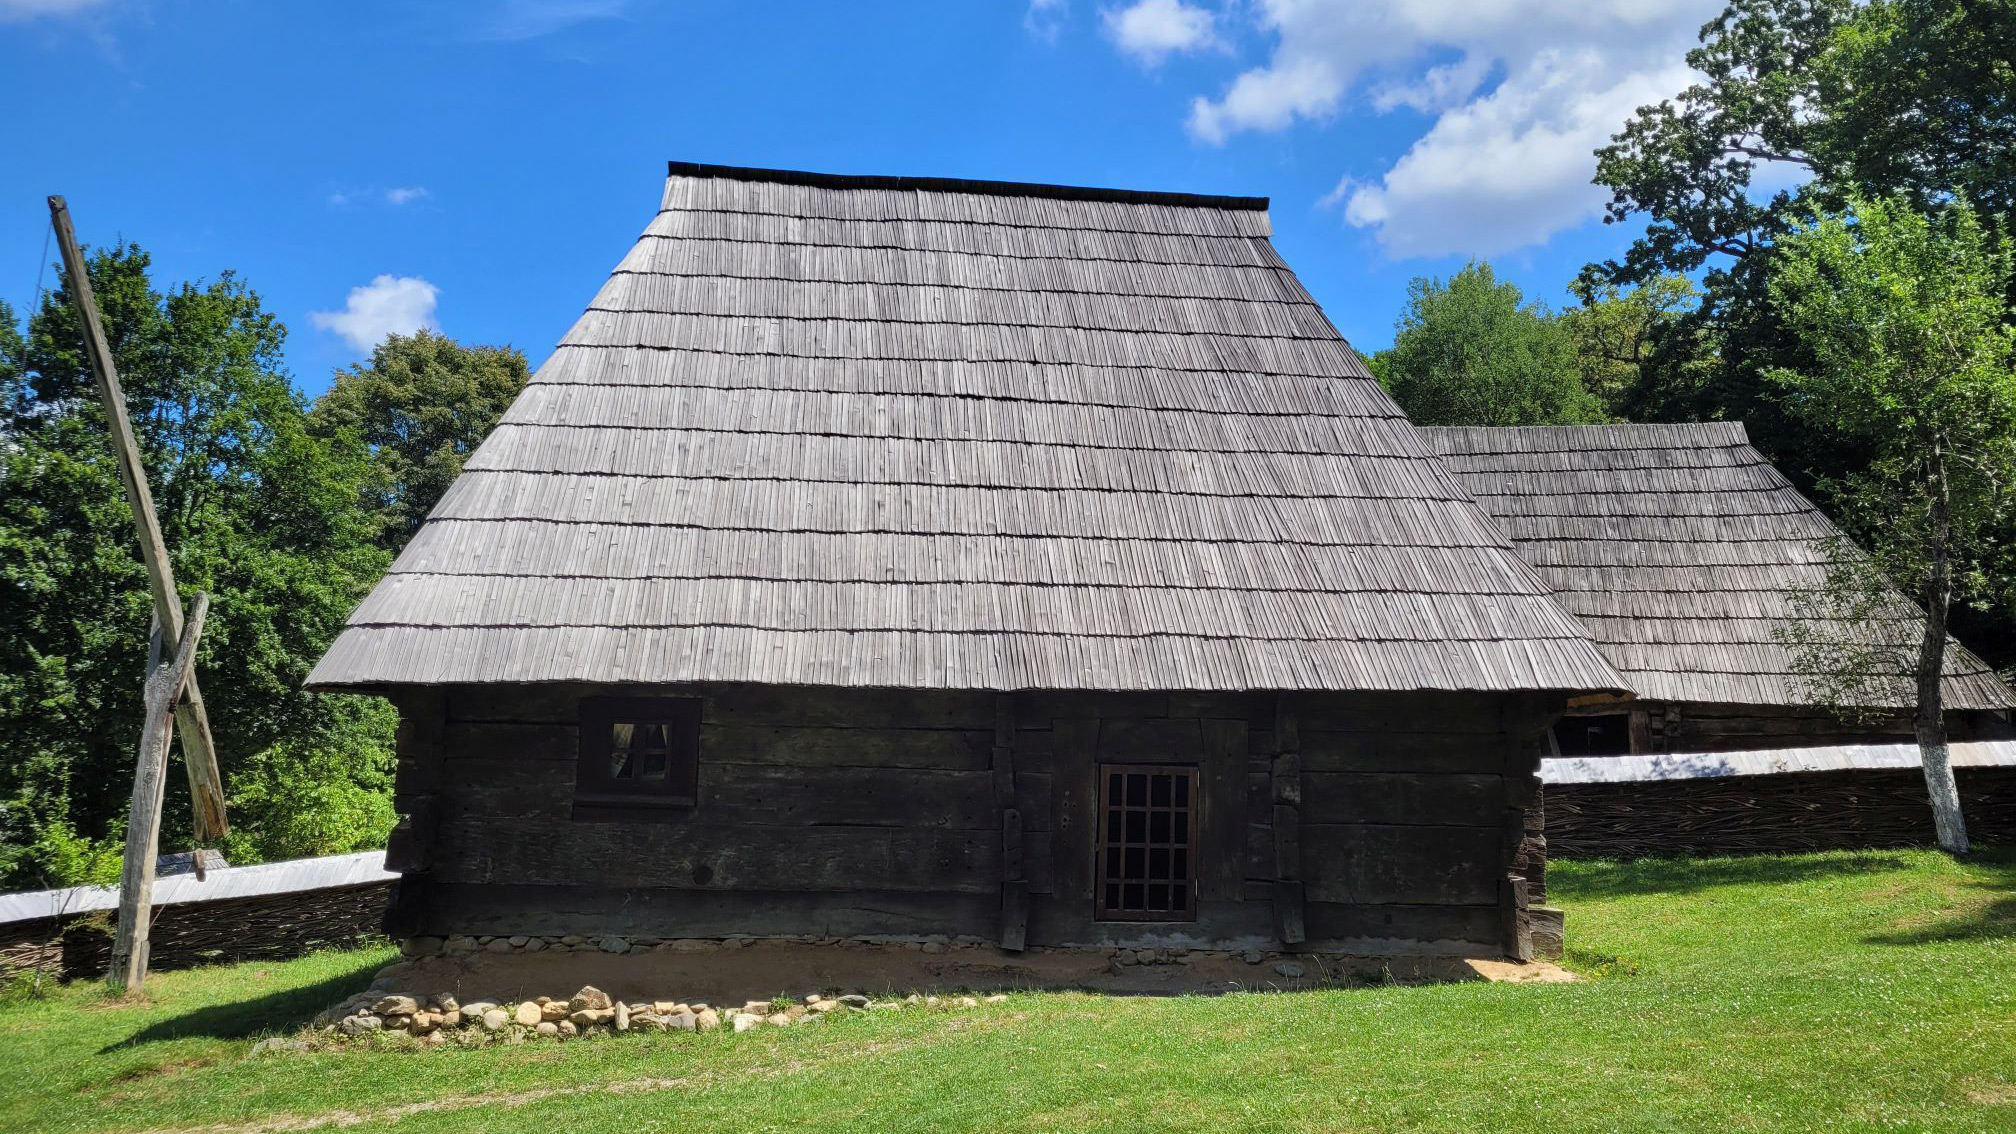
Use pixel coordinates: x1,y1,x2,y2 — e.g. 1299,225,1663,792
666,160,1270,212
1420,420,1751,439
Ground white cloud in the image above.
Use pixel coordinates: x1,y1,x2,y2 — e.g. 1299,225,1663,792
480,0,626,42
1104,0,1218,66
1025,0,1068,41
1163,0,1723,256
384,186,430,206
0,0,107,17
310,275,440,352
0,0,110,20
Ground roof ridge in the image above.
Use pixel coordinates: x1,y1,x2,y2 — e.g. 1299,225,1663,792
666,160,1270,212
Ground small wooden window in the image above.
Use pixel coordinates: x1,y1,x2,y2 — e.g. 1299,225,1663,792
1551,713,1631,757
1096,764,1197,921
577,696,700,810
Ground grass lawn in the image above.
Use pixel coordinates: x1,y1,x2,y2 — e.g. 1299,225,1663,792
1,848,2011,1134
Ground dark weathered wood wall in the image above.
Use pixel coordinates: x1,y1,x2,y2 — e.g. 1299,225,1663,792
1566,701,2012,756
389,684,1557,957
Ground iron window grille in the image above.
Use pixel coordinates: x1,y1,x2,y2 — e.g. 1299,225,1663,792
1095,764,1198,921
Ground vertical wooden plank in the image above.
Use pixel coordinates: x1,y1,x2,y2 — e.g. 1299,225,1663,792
1050,719,1099,905
48,197,229,844
994,694,1028,950
1501,874,1534,962
1200,718,1248,901
109,594,207,993
1629,707,1653,755
385,690,447,936
1271,694,1306,944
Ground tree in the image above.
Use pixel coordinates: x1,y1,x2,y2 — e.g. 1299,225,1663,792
0,245,396,883
309,330,529,552
1562,274,1713,418
1371,261,1605,427
1768,197,2016,854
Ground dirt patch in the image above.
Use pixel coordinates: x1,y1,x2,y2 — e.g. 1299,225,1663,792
1966,1083,2016,1104
368,941,1574,1005
134,1036,919,1134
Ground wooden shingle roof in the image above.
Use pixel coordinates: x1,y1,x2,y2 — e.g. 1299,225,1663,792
1424,422,2015,709
306,164,1625,693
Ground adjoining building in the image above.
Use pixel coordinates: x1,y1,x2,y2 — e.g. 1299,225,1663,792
1423,422,2014,758
307,163,1627,962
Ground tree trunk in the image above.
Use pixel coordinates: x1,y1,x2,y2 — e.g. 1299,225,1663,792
1915,439,1968,855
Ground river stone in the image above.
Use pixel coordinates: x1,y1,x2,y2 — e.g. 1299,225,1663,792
571,1008,614,1027
695,1008,720,1032
1274,961,1306,978
480,1008,510,1032
598,936,631,954
535,1021,558,1037
613,1001,630,1031
570,986,613,1012
373,995,419,1016
338,1014,382,1036
541,1000,570,1022
733,1014,760,1033
514,1002,542,1027
441,1009,463,1028
837,994,871,1010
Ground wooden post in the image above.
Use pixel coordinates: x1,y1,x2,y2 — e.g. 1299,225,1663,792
47,196,228,844
109,593,209,993
993,694,1028,952
1271,694,1306,945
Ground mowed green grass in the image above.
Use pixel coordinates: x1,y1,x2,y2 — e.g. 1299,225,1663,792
1,848,2011,1134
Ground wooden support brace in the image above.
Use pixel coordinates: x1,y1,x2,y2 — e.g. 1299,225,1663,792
49,196,228,844
993,694,1028,951
1271,695,1306,945
109,593,208,993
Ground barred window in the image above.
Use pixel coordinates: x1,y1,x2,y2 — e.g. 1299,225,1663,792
1096,764,1198,921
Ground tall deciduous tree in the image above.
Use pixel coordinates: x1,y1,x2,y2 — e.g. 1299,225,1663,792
309,330,529,552
1769,197,2016,854
1371,261,1605,427
1563,274,1713,418
0,245,395,882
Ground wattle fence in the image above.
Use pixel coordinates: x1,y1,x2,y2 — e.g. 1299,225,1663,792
1542,741,2016,858
0,851,395,981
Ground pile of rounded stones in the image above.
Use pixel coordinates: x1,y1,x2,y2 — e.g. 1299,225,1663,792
316,985,1009,1044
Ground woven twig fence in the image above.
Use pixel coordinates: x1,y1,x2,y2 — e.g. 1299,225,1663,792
1547,767,2016,858
1,881,391,982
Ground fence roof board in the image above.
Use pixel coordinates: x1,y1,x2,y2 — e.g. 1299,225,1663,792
309,164,1624,694
1425,423,2015,709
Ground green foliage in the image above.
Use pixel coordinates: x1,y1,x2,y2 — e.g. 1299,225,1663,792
222,698,396,864
1372,261,1605,426
1767,197,2016,705
0,245,396,884
1562,274,1713,419
309,330,528,551
1591,0,2016,669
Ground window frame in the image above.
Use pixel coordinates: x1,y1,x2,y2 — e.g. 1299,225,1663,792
575,695,702,814
1093,763,1200,923
1550,711,1633,757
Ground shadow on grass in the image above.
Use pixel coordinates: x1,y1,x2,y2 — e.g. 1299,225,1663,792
1552,850,1915,900
101,958,382,1052
1865,846,2016,946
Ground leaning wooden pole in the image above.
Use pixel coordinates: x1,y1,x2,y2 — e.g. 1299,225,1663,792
47,196,228,844
109,593,209,993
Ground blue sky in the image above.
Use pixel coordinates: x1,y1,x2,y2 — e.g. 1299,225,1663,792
1,0,1721,395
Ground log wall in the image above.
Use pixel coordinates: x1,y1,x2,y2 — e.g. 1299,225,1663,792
392,684,1560,957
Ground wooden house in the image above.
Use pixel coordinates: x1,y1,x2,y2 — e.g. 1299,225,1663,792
307,163,1629,961
1423,423,2016,757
